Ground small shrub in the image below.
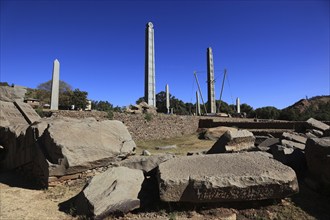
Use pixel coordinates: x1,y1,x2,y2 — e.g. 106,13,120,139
144,113,153,122
106,110,114,120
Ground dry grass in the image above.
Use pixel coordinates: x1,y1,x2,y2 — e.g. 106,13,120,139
135,133,216,155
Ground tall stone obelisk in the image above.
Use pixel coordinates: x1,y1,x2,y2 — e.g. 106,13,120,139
145,22,156,107
207,47,216,113
236,97,241,114
166,84,170,114
196,91,201,116
50,59,60,110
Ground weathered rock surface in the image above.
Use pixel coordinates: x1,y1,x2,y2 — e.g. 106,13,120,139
282,132,307,145
207,130,255,153
37,117,136,175
203,126,238,141
281,139,305,150
158,152,299,202
126,101,157,115
116,154,175,174
257,138,279,152
0,85,26,102
305,137,330,189
74,166,144,218
306,118,330,132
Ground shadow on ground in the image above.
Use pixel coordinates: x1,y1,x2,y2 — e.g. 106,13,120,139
0,171,43,190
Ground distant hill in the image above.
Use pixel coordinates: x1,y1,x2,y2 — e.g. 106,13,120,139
279,95,330,121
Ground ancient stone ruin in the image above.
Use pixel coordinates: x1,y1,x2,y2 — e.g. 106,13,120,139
1,84,330,219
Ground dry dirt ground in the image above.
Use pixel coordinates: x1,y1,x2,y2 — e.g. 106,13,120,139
1,134,330,220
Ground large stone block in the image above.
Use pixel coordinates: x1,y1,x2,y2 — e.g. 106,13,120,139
305,137,330,188
158,152,298,202
203,126,238,141
74,166,144,218
306,118,330,132
207,129,255,153
257,138,279,152
282,132,307,145
36,117,136,175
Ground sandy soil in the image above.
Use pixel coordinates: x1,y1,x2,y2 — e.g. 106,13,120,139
0,172,82,220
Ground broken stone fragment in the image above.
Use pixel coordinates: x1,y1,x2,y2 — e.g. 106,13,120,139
207,129,255,153
73,166,144,218
203,126,238,141
158,152,298,202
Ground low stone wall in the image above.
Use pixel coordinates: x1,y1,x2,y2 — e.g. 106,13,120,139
113,112,200,141
49,110,109,121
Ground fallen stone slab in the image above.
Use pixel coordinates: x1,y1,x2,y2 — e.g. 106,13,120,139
207,130,255,153
306,118,330,132
0,85,26,102
282,132,307,145
35,117,136,175
203,126,238,141
305,137,330,189
257,138,280,152
281,139,305,150
74,166,144,218
116,154,175,174
158,152,298,202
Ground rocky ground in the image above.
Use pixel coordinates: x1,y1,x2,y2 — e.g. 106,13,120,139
1,167,330,220
1,134,330,220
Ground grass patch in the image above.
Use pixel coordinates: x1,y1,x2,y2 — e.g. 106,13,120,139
135,133,216,155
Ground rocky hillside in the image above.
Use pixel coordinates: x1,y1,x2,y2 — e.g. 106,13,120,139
286,96,330,113
280,96,330,121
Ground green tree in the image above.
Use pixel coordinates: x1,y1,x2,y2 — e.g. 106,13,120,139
37,80,72,93
255,106,280,119
92,100,113,112
215,100,235,115
0,82,10,87
70,89,88,110
240,103,255,118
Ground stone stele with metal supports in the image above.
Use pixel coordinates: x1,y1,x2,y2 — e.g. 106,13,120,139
50,59,60,110
207,47,216,114
144,22,156,107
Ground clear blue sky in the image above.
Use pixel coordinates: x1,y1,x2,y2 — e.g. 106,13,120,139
1,0,329,109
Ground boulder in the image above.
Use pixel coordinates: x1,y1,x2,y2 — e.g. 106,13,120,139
158,152,298,202
116,154,175,174
74,166,144,218
35,117,136,175
203,126,238,141
305,137,330,189
207,130,255,153
306,118,330,132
